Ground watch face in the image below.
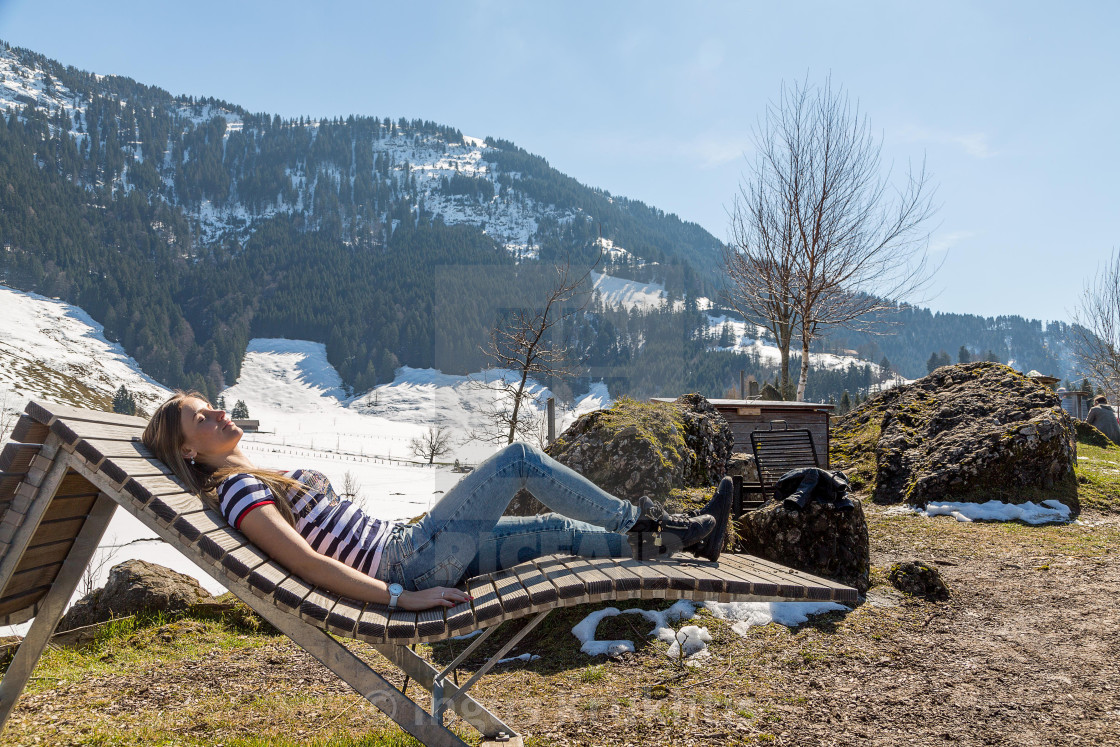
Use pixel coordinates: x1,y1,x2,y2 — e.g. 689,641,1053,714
389,583,404,596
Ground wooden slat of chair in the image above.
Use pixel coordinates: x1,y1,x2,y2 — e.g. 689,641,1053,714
415,606,448,640
41,494,97,522
273,576,315,615
246,561,290,599
9,539,73,571
146,491,206,527
23,401,146,429
466,576,504,626
171,508,224,547
738,557,849,601
489,569,532,620
702,557,779,598
556,557,614,602
662,558,728,597
219,543,271,581
726,554,857,602
299,588,341,627
10,415,50,445
0,444,40,474
127,474,190,499
507,561,559,612
356,603,391,642
4,563,64,595
75,439,152,462
326,597,366,637
443,597,477,636
716,555,807,599
0,587,48,618
49,422,146,449
592,558,644,599
386,608,419,641
608,557,672,599
533,555,585,600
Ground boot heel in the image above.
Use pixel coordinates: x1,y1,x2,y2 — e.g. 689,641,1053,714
627,531,664,561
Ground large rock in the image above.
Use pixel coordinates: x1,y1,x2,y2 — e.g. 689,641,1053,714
832,362,1078,512
505,394,733,515
58,559,213,631
736,500,871,594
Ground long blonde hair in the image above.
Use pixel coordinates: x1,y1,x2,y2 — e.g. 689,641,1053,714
142,390,302,526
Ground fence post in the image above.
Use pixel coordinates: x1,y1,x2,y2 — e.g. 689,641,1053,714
547,397,556,445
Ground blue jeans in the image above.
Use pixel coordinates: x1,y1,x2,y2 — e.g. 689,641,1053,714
375,442,640,590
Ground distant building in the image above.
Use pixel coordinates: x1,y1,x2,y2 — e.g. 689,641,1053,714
233,419,259,432
1056,388,1091,421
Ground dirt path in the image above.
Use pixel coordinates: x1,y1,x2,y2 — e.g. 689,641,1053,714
4,503,1119,746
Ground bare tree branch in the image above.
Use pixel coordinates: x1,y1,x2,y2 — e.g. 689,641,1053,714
409,425,453,465
473,247,602,444
1072,249,1120,399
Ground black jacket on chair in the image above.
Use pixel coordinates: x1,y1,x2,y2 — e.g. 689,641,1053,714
774,468,854,511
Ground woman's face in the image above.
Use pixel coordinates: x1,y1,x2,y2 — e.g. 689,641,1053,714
179,396,243,465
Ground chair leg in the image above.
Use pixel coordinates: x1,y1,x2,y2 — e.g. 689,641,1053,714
0,493,117,731
229,590,470,747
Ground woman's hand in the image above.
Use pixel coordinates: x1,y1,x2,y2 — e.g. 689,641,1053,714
399,587,472,611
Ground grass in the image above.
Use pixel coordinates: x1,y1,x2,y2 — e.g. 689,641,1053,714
1074,436,1120,512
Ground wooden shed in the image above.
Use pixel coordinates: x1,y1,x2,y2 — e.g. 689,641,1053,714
653,398,835,468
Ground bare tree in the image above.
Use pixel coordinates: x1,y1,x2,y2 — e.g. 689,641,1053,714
724,163,800,398
475,251,598,444
1072,249,1120,398
733,78,937,400
341,470,362,500
410,425,453,465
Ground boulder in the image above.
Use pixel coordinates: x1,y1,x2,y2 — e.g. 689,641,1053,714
58,559,213,632
505,394,733,516
832,362,1078,512
726,452,759,485
888,561,950,601
736,498,870,593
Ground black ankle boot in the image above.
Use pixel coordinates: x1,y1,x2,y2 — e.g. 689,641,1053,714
627,496,715,561
689,477,734,563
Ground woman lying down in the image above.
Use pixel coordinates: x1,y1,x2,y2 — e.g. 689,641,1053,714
142,392,734,612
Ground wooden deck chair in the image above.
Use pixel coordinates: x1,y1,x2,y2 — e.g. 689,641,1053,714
750,421,821,501
0,401,857,746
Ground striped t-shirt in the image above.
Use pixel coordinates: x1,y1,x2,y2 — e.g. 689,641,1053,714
217,469,393,577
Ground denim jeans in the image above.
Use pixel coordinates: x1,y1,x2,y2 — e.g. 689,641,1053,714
374,442,640,590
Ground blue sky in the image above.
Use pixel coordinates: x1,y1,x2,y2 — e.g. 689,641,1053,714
1,0,1116,323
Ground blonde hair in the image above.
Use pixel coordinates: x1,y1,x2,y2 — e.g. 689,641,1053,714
142,391,301,526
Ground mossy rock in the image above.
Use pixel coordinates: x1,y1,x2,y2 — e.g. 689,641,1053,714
1076,420,1113,449
506,394,733,515
830,362,1078,513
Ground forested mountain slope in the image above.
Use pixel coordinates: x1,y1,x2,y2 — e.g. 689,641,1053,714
0,40,1077,404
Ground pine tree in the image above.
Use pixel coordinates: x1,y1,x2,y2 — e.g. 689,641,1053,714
839,390,851,414
217,395,227,410
112,385,136,416
958,345,971,364
231,400,249,419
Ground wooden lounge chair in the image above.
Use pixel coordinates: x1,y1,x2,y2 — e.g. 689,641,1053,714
750,421,821,500
0,400,857,746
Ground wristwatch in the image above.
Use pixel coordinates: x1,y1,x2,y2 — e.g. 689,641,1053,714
387,583,404,609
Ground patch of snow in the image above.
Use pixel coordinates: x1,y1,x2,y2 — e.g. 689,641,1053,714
496,652,540,665
572,600,698,658
702,601,850,637
898,499,1073,524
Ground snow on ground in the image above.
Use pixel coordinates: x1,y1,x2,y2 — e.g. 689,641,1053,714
0,285,170,416
885,499,1072,524
705,313,886,375
702,600,850,638
572,599,847,664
